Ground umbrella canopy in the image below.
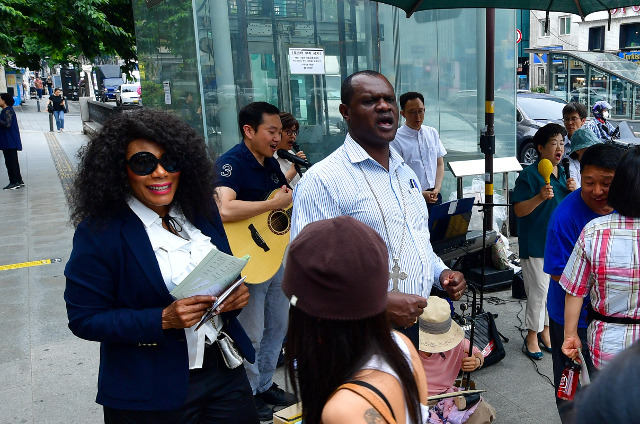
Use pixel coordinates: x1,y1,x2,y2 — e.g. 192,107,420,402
381,0,640,18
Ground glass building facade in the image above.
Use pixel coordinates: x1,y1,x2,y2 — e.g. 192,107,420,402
542,50,640,120
132,0,516,198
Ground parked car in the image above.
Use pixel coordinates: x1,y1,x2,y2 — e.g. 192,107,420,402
115,83,141,105
446,90,566,163
516,92,567,164
569,87,613,105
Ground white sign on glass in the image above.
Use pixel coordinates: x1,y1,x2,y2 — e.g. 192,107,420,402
289,48,325,75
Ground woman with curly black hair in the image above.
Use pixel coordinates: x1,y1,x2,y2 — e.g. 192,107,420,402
64,109,259,423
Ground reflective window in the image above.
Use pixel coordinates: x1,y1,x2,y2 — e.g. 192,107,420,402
132,1,516,199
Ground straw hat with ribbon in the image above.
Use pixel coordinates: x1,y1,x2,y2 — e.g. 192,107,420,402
418,296,464,353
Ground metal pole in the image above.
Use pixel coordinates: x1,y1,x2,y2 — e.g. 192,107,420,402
484,8,495,228
49,112,54,132
36,99,40,112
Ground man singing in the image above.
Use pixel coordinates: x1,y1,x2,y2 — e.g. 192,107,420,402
290,71,465,348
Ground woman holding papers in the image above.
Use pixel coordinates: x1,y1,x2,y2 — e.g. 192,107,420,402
64,110,259,423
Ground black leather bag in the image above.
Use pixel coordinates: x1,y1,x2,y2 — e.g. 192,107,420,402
512,270,527,299
47,103,53,113
463,311,506,368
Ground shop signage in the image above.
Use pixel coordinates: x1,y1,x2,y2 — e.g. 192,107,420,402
611,6,640,14
619,51,640,65
289,48,325,75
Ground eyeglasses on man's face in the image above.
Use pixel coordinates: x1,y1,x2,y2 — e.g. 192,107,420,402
284,129,299,136
405,108,426,116
563,117,582,123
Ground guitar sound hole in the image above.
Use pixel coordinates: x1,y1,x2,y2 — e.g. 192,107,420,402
268,210,290,235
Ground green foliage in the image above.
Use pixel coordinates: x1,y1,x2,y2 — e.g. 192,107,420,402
1,0,136,72
140,80,164,109
532,86,546,93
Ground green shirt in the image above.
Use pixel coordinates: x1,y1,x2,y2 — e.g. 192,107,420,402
512,160,570,259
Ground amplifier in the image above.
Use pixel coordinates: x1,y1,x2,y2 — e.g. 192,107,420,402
468,266,514,291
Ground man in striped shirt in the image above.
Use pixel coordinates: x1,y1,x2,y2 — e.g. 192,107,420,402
290,71,466,348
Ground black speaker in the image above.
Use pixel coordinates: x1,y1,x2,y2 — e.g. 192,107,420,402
512,270,527,299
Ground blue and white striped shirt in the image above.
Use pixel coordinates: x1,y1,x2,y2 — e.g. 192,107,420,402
290,134,448,298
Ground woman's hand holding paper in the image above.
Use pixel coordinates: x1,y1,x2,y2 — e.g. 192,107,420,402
162,295,215,329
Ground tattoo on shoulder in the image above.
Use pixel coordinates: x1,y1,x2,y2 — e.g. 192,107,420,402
364,408,385,424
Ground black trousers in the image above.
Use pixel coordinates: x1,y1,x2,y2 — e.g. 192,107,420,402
549,316,598,424
103,345,259,424
2,149,22,184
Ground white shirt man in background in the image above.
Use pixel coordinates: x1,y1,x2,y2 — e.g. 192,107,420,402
391,91,447,208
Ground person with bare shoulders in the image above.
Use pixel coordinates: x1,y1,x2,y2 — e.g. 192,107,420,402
283,216,429,424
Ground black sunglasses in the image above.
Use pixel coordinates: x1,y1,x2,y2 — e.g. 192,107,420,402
126,151,182,176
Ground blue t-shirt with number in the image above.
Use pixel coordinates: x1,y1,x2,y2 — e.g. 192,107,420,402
215,141,286,201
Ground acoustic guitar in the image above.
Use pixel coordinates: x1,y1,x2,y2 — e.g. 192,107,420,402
223,190,292,284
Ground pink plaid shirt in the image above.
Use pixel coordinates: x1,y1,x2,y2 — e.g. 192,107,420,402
560,213,640,370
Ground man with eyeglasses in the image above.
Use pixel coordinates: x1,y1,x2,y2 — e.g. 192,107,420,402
390,92,446,209
561,102,587,157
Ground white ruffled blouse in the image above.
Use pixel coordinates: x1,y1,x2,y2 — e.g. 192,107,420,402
128,197,220,369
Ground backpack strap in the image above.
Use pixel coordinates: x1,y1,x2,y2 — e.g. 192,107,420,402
332,380,397,424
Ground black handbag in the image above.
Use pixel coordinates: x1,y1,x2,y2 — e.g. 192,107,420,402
47,103,53,113
462,311,506,368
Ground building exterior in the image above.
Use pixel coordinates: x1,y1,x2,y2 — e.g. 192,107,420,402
131,1,517,199
529,8,640,89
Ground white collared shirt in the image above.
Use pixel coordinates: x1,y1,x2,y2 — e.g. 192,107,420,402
290,134,448,297
391,124,446,190
128,197,221,369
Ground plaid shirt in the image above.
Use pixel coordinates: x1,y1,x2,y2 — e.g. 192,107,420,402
560,213,640,369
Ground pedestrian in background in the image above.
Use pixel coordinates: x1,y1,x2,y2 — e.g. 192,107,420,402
47,88,65,132
0,93,25,190
34,76,44,99
46,75,53,96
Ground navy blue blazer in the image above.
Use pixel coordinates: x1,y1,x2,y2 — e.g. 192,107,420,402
64,207,254,411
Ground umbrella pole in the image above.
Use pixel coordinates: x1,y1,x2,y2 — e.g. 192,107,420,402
479,8,495,311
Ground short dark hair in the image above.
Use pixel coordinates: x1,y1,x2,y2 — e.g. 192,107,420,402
563,102,587,120
0,93,15,107
340,70,385,105
533,123,566,149
279,112,299,131
579,143,625,174
399,92,425,110
237,101,280,138
607,148,640,217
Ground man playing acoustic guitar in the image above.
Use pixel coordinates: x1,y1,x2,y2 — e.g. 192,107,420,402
215,102,295,421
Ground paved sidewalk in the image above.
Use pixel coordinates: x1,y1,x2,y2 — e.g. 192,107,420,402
0,101,562,423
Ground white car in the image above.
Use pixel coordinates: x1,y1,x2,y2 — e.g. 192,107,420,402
115,84,141,105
